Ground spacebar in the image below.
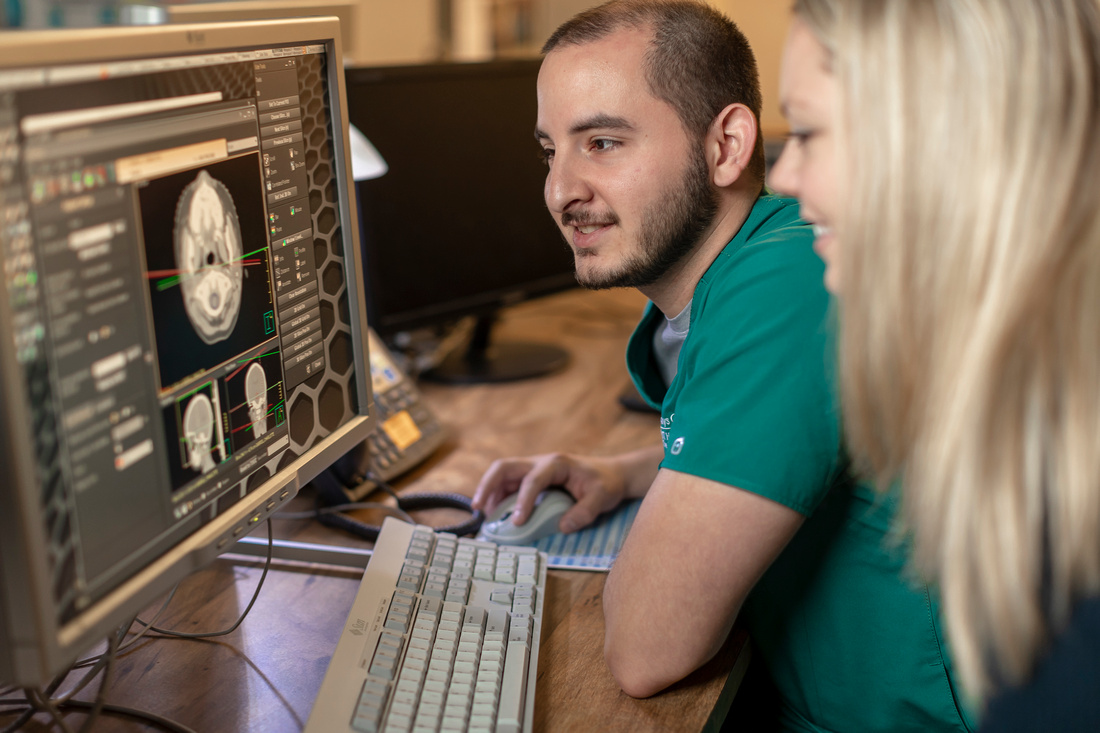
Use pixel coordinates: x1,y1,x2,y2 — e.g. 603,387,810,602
496,640,531,733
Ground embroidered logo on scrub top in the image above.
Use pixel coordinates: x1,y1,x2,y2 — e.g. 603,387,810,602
670,437,685,455
661,413,675,452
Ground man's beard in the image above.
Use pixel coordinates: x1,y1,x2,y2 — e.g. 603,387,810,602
570,147,719,290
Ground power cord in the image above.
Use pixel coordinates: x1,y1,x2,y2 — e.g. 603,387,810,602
134,519,273,640
0,521,275,732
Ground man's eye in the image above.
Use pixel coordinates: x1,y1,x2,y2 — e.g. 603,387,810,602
538,148,555,166
592,139,616,152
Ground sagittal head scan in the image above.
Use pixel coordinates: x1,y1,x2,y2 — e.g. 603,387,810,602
174,169,244,344
183,393,217,473
245,362,268,438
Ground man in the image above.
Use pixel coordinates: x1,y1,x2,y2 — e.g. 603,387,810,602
473,2,973,730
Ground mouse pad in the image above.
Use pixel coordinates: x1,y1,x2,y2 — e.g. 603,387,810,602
476,498,642,571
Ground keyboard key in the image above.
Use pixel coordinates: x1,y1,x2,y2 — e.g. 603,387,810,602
420,596,442,617
497,641,530,733
469,715,494,730
474,565,494,581
352,710,382,733
370,648,399,680
516,557,538,585
385,609,411,633
486,608,509,635
446,582,470,604
508,614,532,644
386,712,412,731
463,606,486,630
450,567,472,581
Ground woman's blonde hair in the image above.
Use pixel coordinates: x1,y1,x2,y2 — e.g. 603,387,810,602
794,0,1100,705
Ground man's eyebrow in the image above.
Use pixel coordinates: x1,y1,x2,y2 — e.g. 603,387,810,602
570,114,634,134
534,114,635,142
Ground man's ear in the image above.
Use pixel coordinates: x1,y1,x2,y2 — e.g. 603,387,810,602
708,102,758,188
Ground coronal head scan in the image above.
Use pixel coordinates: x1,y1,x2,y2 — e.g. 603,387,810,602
245,362,268,438
174,169,244,344
182,393,217,473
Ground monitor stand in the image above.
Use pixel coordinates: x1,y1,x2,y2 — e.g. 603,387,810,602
424,313,569,384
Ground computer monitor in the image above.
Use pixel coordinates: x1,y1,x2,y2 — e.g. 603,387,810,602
346,59,578,383
0,17,374,687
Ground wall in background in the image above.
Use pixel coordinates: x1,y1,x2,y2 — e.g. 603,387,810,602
525,0,790,138
0,0,789,135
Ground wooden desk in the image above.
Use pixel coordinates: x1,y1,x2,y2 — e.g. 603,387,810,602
7,289,747,732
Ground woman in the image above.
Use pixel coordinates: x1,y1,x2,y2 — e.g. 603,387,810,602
768,0,1100,728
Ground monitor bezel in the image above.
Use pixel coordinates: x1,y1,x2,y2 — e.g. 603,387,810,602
0,17,375,687
165,0,362,66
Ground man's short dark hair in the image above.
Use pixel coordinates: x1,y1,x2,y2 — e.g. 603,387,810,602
543,0,766,184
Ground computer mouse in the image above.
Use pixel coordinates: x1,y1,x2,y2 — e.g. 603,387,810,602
480,488,576,545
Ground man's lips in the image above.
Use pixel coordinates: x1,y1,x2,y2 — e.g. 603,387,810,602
569,222,612,248
561,212,616,248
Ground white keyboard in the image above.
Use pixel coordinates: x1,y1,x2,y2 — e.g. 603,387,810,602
305,517,547,733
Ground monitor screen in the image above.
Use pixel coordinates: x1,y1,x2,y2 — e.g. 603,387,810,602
0,17,374,686
346,59,577,380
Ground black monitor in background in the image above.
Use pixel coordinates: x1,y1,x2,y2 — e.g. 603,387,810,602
346,59,577,384
0,17,374,689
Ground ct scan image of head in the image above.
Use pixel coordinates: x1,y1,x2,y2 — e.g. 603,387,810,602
183,393,217,473
245,362,268,438
174,169,244,344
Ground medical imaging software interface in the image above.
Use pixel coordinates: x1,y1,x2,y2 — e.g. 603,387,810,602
2,42,342,622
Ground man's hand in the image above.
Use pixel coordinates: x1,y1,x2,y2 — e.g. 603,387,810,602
471,445,664,533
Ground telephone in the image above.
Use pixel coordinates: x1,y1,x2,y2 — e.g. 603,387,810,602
312,328,447,503
310,329,482,540
362,328,448,489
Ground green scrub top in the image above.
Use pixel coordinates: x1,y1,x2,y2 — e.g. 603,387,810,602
625,195,976,732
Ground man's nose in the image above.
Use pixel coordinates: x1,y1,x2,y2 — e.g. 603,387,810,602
544,151,590,215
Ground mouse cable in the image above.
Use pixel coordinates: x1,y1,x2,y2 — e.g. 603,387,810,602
312,472,485,541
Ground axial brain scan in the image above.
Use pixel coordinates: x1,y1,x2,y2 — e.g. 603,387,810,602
174,170,244,344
